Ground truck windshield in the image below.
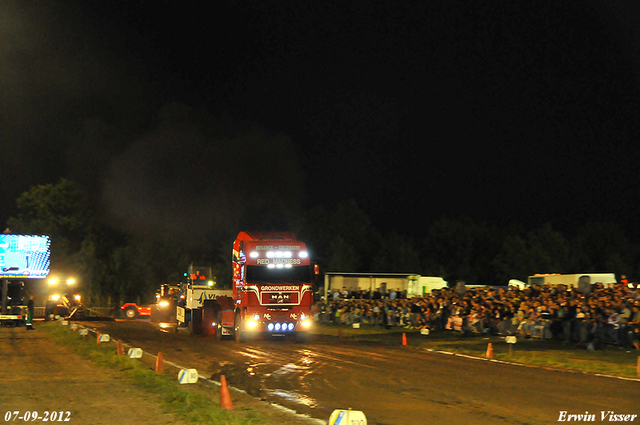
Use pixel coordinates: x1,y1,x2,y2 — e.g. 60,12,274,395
246,265,312,284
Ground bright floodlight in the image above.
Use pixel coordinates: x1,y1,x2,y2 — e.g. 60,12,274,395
66,278,75,285
48,278,58,285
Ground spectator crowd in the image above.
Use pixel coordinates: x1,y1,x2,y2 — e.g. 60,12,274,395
312,282,640,350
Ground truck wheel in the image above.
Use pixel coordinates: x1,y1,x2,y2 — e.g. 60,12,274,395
150,306,159,323
192,309,203,335
235,313,246,343
216,311,224,340
295,332,308,343
124,307,138,320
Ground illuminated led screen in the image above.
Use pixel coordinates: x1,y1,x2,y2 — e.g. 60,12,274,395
0,235,51,279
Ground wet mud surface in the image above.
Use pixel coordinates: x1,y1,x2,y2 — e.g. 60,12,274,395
86,320,640,425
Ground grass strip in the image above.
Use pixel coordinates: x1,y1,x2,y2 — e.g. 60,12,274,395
41,322,267,425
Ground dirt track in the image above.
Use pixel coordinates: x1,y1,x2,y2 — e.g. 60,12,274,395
1,321,330,425
88,320,640,425
0,324,184,425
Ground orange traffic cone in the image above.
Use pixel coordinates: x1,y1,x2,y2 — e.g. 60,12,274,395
117,339,124,356
486,342,494,358
402,333,407,346
220,375,234,410
96,331,101,344
155,352,164,373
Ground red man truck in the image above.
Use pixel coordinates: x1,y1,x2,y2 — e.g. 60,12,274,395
176,232,317,342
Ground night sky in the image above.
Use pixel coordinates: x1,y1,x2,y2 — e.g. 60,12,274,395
2,1,640,240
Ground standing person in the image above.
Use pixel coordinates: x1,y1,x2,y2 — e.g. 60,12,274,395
26,294,35,330
389,288,397,301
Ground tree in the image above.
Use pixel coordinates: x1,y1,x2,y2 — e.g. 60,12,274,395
420,217,495,283
300,199,380,272
571,222,633,276
7,179,93,274
526,223,571,273
494,234,535,283
494,223,570,282
371,232,421,273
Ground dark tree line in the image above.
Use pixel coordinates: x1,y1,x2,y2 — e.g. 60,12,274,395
7,180,639,305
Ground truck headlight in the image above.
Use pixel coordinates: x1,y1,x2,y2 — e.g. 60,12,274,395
247,320,258,329
253,314,260,321
158,301,169,307
301,320,311,328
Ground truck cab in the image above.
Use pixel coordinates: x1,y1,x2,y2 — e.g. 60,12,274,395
174,233,318,343
230,231,317,342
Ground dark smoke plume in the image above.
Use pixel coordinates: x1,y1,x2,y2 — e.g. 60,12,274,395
102,104,304,248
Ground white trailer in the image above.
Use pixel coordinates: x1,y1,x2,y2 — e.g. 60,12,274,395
323,272,447,299
527,273,617,287
407,275,448,296
175,283,232,335
175,265,233,335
